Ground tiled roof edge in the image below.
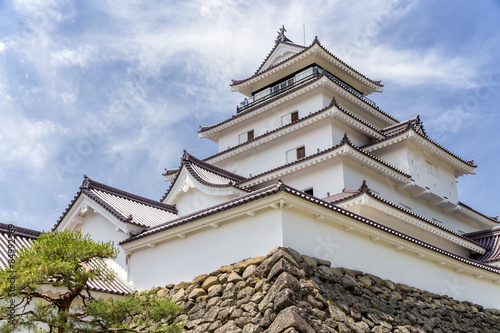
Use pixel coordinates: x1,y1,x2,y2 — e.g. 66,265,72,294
121,182,286,245
201,74,324,133
365,192,487,250
231,37,383,88
464,226,500,238
183,152,246,182
123,182,500,275
159,151,249,202
204,97,338,161
362,125,476,169
314,38,383,87
202,69,395,134
243,135,410,184
283,187,500,275
0,222,41,238
82,176,177,213
53,190,84,231
459,202,499,223
324,184,486,250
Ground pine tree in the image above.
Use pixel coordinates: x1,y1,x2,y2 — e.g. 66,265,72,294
0,230,183,332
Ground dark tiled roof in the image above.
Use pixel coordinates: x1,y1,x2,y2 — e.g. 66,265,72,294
0,223,40,270
0,222,41,239
160,151,248,202
242,134,411,184
231,37,383,88
202,70,395,134
363,118,477,168
458,202,499,223
323,182,487,250
200,73,325,133
86,259,136,295
0,224,135,295
381,115,426,137
466,227,500,263
125,182,288,245
204,98,340,162
163,168,179,176
54,176,178,230
121,181,500,275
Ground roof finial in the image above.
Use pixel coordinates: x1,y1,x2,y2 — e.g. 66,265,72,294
81,175,91,189
341,133,351,144
359,180,370,193
276,24,288,43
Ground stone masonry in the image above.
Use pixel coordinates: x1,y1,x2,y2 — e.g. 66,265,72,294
150,247,500,333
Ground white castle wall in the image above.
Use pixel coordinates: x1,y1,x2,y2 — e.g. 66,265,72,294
280,209,499,310
127,209,283,290
124,203,499,309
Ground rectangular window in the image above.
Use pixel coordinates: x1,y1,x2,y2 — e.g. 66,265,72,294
426,161,439,177
286,145,305,163
281,110,299,126
238,130,254,144
296,146,305,159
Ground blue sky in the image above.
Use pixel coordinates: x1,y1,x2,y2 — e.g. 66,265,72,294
1,0,499,232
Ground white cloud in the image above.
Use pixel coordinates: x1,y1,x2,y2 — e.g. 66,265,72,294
0,42,5,54
356,46,477,89
50,45,96,68
61,92,76,103
0,115,62,170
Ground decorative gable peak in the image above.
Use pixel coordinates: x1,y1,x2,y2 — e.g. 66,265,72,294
275,25,293,44
256,25,306,75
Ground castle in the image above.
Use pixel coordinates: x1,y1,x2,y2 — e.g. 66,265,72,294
3,28,500,309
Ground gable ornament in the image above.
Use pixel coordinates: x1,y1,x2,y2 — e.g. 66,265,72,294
180,176,195,193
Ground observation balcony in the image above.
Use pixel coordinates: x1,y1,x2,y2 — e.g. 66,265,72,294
236,66,377,113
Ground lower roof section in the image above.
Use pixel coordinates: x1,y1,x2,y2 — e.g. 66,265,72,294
118,181,500,309
0,223,135,295
120,181,500,278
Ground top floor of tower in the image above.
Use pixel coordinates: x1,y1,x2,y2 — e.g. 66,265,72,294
230,25,384,112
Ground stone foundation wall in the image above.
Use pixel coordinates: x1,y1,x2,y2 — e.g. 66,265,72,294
150,247,500,333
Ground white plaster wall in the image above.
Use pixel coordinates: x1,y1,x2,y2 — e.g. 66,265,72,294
371,142,458,203
173,188,238,217
313,85,390,130
356,205,471,257
217,90,327,151
214,120,334,177
369,143,410,174
128,209,283,289
260,159,345,199
280,209,500,309
406,143,459,202
340,159,481,234
75,211,130,281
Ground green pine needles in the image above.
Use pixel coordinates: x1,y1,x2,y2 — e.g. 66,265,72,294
0,230,183,333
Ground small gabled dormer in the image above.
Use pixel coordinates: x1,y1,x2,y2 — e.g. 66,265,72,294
162,151,248,216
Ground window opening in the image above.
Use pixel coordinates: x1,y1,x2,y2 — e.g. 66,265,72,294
426,161,439,177
238,130,254,144
296,146,305,159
